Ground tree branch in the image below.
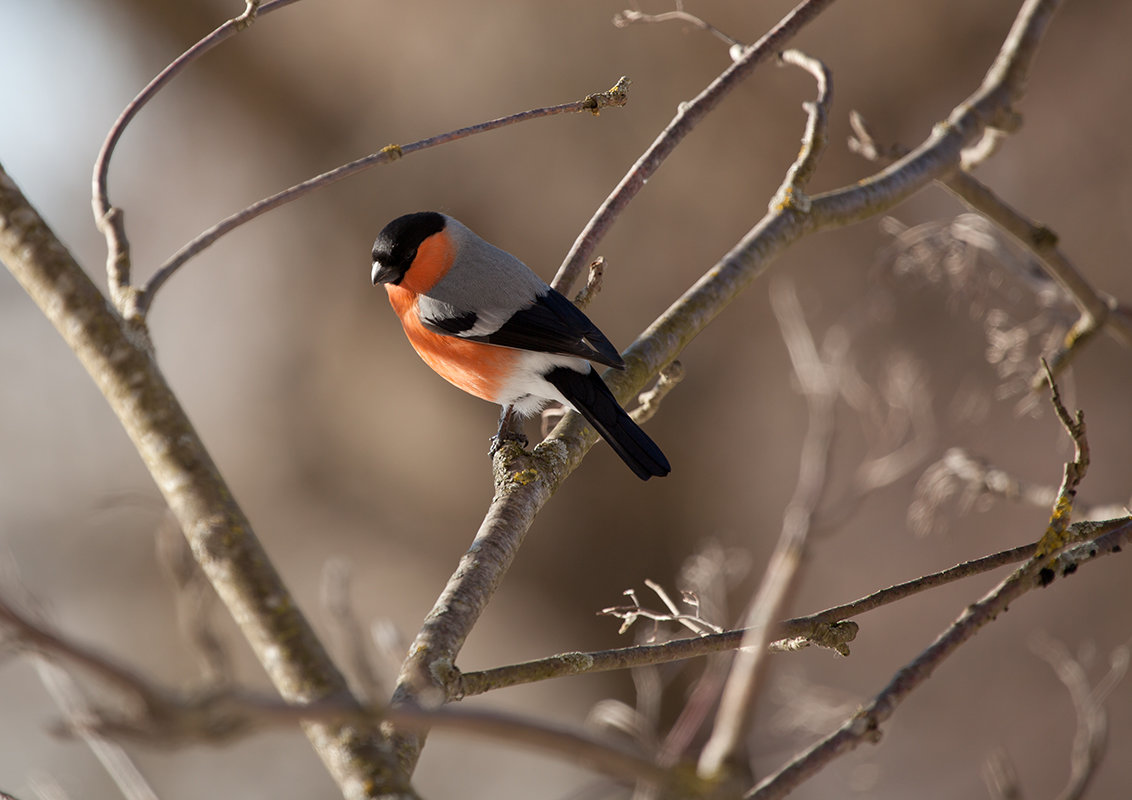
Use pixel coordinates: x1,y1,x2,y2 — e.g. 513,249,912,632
1,588,712,797
696,58,833,776
847,109,1132,389
552,0,840,294
92,0,304,311
746,516,1132,800
1031,634,1123,800
134,77,631,318
0,163,405,800
386,1,1066,782
613,7,744,50
448,518,1130,698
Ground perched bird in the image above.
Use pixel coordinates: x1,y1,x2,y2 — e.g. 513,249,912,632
371,211,670,480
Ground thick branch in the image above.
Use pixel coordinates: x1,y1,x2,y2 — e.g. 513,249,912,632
0,164,405,800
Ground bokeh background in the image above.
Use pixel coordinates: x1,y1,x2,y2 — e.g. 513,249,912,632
2,1,1130,798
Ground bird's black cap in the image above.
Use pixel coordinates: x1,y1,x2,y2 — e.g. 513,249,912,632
371,211,447,285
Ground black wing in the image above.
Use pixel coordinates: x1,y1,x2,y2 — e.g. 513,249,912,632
427,288,626,369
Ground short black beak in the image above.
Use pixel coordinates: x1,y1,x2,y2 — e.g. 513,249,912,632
371,262,398,285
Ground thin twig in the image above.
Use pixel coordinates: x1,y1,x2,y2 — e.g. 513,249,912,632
747,516,1132,800
553,0,840,295
927,447,1059,508
600,582,724,639
773,51,832,200
454,621,849,700
1030,634,1116,800
613,8,744,49
388,704,702,795
697,277,837,781
34,661,160,800
1033,360,1088,564
0,591,165,713
632,361,685,425
135,77,631,318
322,559,384,701
572,257,606,310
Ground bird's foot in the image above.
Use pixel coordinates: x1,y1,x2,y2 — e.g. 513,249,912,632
488,429,529,458
489,405,528,458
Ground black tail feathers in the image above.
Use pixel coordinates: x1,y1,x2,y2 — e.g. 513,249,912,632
544,366,670,480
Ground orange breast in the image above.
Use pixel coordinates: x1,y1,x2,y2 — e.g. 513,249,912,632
387,285,514,403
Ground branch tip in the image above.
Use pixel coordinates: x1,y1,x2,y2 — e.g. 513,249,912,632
582,76,631,115
572,257,606,310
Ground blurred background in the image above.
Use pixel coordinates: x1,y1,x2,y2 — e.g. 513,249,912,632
2,0,1131,797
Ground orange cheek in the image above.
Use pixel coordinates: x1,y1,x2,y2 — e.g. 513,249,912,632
386,286,513,403
401,231,455,294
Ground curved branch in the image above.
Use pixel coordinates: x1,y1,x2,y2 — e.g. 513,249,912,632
134,78,631,318
1031,634,1117,800
806,0,1059,231
613,8,744,49
92,0,303,310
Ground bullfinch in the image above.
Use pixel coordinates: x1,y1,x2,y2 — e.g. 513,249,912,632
371,211,670,480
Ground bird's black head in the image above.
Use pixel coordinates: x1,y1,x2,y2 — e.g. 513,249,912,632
371,211,447,285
